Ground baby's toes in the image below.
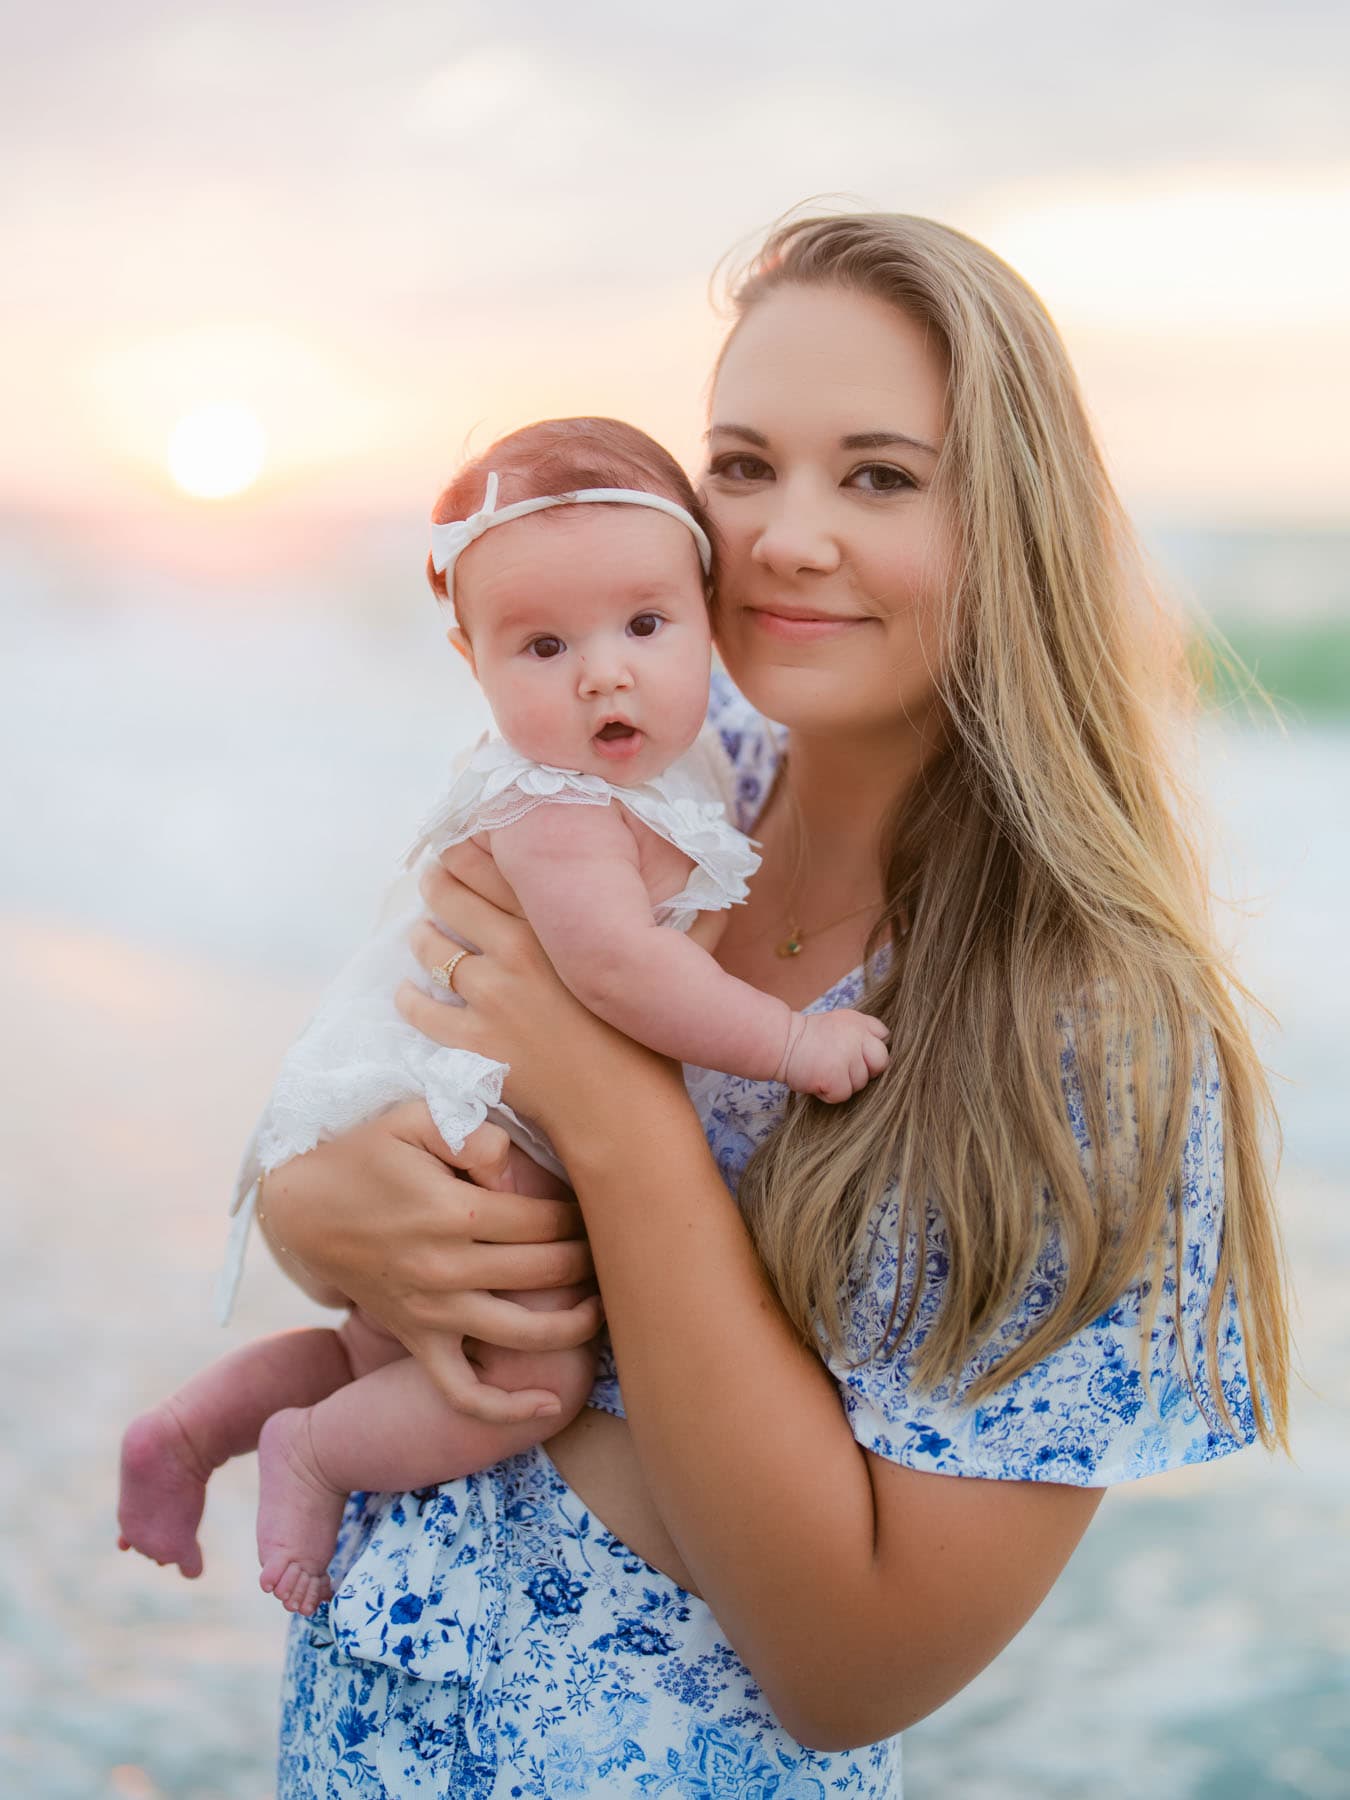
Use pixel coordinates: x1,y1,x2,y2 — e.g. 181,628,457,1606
291,1570,332,1616
266,1561,331,1615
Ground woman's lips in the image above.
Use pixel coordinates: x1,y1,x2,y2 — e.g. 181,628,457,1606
747,607,869,642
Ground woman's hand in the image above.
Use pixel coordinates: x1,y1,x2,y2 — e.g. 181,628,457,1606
398,842,685,1139
260,1102,602,1424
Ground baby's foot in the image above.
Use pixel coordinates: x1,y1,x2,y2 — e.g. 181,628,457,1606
256,1408,343,1616
116,1403,212,1578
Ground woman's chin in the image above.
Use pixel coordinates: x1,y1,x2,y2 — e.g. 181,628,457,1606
718,649,866,733
718,626,941,744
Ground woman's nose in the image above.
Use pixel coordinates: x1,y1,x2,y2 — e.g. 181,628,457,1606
751,484,842,578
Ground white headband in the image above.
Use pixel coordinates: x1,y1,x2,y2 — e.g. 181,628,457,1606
430,470,713,613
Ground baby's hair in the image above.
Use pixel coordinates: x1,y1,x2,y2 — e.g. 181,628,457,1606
427,417,715,618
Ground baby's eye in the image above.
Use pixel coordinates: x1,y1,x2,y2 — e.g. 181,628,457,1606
527,636,565,660
628,613,663,639
709,453,773,483
847,463,916,494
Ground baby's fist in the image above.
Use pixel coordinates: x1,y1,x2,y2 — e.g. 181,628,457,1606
778,1009,889,1103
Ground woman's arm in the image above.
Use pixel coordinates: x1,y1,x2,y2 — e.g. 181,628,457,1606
401,856,1103,1747
256,1101,603,1426
550,1082,1103,1746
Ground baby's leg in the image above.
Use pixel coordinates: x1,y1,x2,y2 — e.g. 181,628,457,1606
118,1319,399,1578
257,1293,597,1615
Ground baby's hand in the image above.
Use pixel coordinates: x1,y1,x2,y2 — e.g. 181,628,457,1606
777,1009,889,1103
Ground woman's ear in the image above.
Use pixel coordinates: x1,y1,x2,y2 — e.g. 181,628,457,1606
447,626,476,673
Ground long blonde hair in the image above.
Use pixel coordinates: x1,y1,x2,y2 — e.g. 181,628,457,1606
728,213,1289,1446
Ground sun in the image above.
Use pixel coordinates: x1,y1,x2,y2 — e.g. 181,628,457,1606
167,404,266,499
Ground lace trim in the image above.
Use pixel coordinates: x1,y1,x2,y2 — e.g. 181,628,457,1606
405,735,759,917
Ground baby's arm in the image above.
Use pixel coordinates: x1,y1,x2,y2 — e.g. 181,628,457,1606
489,807,887,1101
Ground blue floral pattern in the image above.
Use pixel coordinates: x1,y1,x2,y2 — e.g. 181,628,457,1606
278,672,1255,1795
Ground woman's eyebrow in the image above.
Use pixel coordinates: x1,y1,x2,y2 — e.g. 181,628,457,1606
706,423,768,445
706,423,939,456
841,430,940,456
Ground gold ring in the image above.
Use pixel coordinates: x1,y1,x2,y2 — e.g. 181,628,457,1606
430,949,470,994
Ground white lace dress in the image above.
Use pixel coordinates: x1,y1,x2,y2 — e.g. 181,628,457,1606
216,724,758,1323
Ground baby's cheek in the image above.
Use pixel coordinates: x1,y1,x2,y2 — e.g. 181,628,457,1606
678,657,714,732
499,686,569,760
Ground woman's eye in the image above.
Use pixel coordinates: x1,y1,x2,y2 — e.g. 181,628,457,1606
847,463,916,494
628,613,663,639
709,453,773,482
528,636,565,660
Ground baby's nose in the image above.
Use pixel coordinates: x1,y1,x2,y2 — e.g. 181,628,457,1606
578,652,634,696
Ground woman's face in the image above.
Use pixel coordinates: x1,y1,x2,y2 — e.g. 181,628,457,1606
703,283,954,742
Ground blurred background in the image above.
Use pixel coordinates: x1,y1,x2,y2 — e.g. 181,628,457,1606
2,3,1346,1795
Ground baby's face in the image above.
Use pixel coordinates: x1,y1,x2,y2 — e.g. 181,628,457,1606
452,506,713,784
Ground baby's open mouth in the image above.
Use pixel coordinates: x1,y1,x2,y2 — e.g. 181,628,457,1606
592,721,644,760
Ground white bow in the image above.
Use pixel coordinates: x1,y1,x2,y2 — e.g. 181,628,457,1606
430,471,501,574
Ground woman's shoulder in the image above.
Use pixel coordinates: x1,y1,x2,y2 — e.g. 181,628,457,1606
831,1021,1255,1488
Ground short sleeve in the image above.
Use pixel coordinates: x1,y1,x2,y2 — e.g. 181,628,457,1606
829,1030,1259,1486
706,670,785,834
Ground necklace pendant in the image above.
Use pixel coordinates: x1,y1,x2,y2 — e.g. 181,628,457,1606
776,934,803,958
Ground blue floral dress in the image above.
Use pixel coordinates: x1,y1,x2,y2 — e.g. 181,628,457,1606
277,675,1257,1797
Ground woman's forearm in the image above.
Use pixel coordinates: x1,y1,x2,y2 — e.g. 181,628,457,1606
551,1084,896,1740
550,1075,1099,1747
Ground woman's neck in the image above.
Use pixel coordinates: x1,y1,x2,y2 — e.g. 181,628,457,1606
779,716,934,872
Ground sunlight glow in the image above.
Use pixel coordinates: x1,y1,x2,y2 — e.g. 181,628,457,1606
984,170,1350,331
167,405,266,499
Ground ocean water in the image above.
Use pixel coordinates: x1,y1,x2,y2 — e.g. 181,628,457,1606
1,563,1346,1797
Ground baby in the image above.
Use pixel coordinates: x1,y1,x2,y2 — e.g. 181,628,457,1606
117,417,889,1615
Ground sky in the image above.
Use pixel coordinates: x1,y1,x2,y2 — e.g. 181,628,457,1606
4,0,1349,535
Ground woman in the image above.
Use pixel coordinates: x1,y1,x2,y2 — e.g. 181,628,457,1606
261,213,1289,1797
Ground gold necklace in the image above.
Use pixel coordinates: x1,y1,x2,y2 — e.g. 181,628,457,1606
776,898,882,958
770,778,885,958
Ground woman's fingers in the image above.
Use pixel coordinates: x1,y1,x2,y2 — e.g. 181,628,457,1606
454,1289,604,1352
450,1120,514,1189
397,978,481,1049
408,1331,569,1424
382,1110,585,1241
438,838,526,916
399,1244,595,1327
388,1119,591,1259
407,920,483,995
418,859,531,956
464,1192,590,1247
451,1238,594,1296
